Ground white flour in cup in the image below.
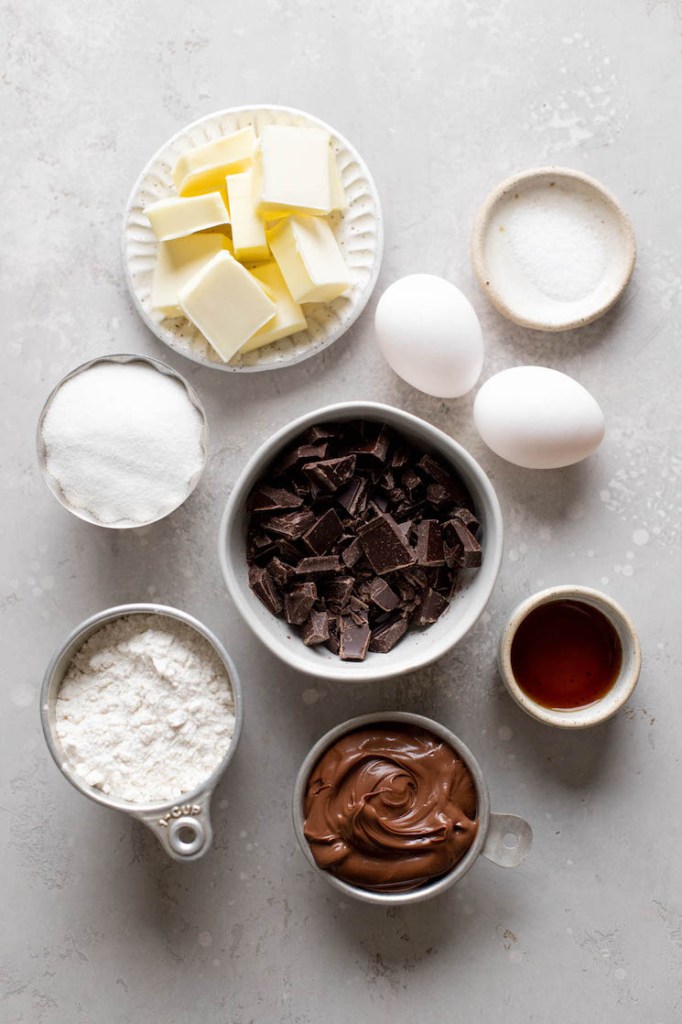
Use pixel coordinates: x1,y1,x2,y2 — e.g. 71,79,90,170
56,614,236,805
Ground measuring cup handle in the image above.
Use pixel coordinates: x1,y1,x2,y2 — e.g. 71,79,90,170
482,813,533,868
136,790,214,862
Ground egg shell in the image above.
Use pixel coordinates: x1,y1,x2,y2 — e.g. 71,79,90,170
374,274,484,399
473,366,605,469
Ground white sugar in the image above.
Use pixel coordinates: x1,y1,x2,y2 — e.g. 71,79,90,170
505,192,607,302
42,362,205,526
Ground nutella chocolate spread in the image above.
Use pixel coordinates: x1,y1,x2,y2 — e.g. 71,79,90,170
303,724,479,892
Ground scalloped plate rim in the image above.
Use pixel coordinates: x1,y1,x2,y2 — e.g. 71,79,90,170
122,104,384,373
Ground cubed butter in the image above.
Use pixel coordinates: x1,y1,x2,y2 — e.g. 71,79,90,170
146,192,229,241
226,169,269,262
151,234,231,318
172,127,256,197
266,216,351,304
179,251,276,363
328,148,346,212
240,263,307,353
257,125,332,215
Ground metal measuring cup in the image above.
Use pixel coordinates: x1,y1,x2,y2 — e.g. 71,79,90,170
293,711,532,906
41,603,243,861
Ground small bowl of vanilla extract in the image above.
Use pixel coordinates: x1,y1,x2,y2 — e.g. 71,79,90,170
498,585,641,729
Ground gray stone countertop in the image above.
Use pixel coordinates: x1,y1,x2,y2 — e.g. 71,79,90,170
2,1,681,1021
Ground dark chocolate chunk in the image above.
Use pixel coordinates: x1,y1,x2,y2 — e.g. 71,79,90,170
303,455,356,493
369,577,400,612
339,617,371,661
302,609,330,646
412,587,449,626
357,513,416,575
426,483,451,508
341,537,363,568
295,555,343,576
274,443,328,475
284,582,317,625
396,519,413,538
248,486,303,512
401,468,422,494
267,556,296,587
336,477,368,516
302,508,344,555
248,566,283,615
451,507,480,536
415,520,445,566
262,509,316,540
351,424,391,464
323,577,355,611
369,613,408,653
443,521,482,568
418,454,459,497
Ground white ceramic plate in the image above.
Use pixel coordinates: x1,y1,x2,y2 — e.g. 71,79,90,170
123,105,383,372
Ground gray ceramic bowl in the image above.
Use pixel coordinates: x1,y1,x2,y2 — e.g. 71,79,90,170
219,401,503,683
498,584,641,729
37,353,208,528
292,712,532,906
40,603,243,861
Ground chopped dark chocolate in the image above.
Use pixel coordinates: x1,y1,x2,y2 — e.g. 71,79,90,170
301,609,330,646
248,566,283,615
357,513,416,575
443,521,482,569
323,577,355,611
336,477,368,516
248,486,303,513
339,617,371,660
245,419,482,658
415,520,445,566
284,582,317,625
295,555,343,576
369,577,400,612
262,509,316,540
303,455,356,493
368,613,408,653
302,508,343,555
412,587,449,626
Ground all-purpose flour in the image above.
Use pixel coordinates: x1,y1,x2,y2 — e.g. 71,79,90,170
56,614,236,805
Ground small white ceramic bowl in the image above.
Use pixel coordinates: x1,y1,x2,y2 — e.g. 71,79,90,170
498,585,641,728
471,167,636,332
218,402,503,683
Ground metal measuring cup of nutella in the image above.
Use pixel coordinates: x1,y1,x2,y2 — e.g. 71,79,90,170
40,603,243,862
293,711,532,906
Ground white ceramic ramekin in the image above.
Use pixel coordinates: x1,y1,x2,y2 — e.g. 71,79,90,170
292,712,532,906
498,585,641,729
218,402,503,683
40,603,243,861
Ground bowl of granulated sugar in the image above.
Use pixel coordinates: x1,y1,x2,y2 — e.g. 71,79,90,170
37,354,208,528
472,167,636,332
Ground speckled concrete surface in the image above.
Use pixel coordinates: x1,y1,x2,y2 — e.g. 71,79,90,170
2,1,682,1021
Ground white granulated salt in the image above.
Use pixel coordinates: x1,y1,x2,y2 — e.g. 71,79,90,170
505,192,607,303
56,614,236,805
41,361,205,526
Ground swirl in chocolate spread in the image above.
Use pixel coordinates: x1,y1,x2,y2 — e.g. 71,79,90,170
303,725,478,892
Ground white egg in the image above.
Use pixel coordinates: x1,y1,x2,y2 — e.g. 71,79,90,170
473,366,605,469
374,274,484,398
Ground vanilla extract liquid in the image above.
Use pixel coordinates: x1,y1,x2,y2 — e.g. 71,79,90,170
510,599,622,710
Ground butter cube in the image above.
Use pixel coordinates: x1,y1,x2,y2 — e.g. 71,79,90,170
179,251,276,363
266,216,351,304
328,149,346,212
172,127,256,197
226,169,269,262
152,234,231,318
146,192,229,241
257,125,332,216
240,263,307,353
